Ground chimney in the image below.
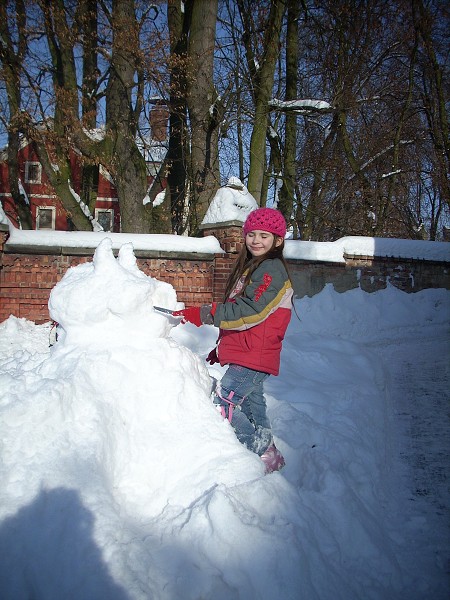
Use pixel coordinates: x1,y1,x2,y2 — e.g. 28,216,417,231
150,103,169,143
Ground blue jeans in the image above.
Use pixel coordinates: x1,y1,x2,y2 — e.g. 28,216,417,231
215,364,272,456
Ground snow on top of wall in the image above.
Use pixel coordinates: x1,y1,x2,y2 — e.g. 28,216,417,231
4,223,224,255
2,205,449,262
284,236,450,263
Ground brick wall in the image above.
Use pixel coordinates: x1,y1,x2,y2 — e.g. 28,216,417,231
0,223,449,324
0,249,91,323
0,226,215,324
344,255,450,293
287,256,450,298
136,255,214,305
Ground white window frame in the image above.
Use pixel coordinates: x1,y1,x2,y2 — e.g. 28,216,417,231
25,161,42,184
95,208,114,232
36,206,56,230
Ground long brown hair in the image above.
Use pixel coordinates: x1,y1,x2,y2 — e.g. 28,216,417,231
223,236,291,301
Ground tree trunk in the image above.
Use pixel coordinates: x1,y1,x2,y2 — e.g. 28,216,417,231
0,0,32,228
39,0,93,230
413,0,449,210
277,0,301,228
103,0,152,233
238,0,286,203
186,0,220,231
167,0,191,234
79,0,99,215
377,22,418,236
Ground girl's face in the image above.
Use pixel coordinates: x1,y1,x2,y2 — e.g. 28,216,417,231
245,230,282,257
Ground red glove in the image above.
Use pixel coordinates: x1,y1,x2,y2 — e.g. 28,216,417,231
206,348,219,365
172,304,217,327
172,306,202,327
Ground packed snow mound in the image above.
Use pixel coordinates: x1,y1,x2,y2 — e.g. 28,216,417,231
0,316,50,366
201,180,258,224
296,282,450,342
0,283,449,599
49,238,182,348
1,239,264,529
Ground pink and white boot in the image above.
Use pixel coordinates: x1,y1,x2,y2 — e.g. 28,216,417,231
260,443,285,474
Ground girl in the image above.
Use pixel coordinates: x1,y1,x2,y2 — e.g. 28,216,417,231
178,208,293,473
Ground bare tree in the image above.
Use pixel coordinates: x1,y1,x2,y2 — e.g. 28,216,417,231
411,0,449,239
237,0,286,204
0,0,32,228
166,0,191,234
1,0,447,240
273,0,303,232
166,0,222,234
186,0,222,231
1,0,168,232
281,0,446,240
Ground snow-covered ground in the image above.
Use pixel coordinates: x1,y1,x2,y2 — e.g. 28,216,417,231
0,238,448,600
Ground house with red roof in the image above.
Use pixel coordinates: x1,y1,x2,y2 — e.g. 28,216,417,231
0,105,168,232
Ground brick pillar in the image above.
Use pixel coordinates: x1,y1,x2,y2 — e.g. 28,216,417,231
200,220,244,302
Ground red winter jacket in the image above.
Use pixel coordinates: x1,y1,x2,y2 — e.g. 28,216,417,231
213,258,293,376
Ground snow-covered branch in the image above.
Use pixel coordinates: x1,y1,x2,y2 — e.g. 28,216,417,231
348,140,413,182
68,180,104,232
269,98,333,115
381,169,402,179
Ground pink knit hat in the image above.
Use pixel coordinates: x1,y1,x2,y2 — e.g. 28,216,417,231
243,208,287,238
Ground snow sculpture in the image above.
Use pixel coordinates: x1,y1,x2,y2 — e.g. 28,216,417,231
49,238,180,347
43,238,261,518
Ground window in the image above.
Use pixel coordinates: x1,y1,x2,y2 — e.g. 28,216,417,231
25,161,42,184
36,206,55,230
146,162,161,177
95,208,114,232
